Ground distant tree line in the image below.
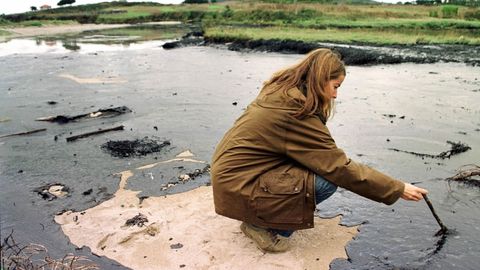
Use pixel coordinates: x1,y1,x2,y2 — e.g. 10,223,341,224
416,0,480,6
183,0,217,3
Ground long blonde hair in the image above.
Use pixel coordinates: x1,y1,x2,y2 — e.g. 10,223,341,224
262,48,345,121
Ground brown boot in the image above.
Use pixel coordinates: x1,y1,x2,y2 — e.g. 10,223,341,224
240,222,289,253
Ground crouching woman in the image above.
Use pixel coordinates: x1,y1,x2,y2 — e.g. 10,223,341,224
210,48,427,253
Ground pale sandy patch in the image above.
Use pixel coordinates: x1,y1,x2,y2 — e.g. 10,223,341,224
55,156,357,270
59,73,127,84
176,150,195,158
1,22,181,39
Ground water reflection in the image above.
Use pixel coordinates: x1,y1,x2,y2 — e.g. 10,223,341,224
0,24,190,57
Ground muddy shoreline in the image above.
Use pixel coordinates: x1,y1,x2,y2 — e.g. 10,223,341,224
165,33,480,66
3,22,479,66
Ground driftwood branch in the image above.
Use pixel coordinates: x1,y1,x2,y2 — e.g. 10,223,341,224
447,164,480,181
36,106,131,124
0,128,46,139
66,125,124,142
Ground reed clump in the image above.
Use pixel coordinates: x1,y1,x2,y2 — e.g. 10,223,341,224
1,231,99,270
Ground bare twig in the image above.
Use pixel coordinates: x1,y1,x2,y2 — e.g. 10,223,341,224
0,128,46,139
1,231,99,270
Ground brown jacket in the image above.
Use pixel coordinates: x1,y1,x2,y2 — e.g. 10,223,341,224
211,86,405,230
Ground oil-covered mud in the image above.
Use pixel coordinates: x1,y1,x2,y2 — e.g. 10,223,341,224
1,38,479,269
101,138,171,158
174,34,480,66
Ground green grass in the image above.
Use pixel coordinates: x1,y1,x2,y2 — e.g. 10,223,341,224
208,5,225,11
205,25,480,45
98,7,153,20
297,17,480,29
0,19,77,27
0,29,12,36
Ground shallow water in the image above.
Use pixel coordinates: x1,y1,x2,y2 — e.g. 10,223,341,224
0,24,190,57
0,37,479,269
0,38,170,57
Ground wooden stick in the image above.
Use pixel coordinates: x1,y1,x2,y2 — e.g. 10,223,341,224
66,125,124,142
422,194,448,233
0,128,47,139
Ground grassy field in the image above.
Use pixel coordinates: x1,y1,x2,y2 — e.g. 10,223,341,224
0,19,77,37
2,0,480,45
205,25,480,45
0,29,11,36
0,19,77,27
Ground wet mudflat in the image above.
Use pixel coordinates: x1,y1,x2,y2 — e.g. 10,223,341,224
0,37,479,269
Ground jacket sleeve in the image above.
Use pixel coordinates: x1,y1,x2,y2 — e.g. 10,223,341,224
284,115,404,205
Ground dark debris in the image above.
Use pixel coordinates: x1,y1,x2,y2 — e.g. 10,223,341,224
101,138,170,158
125,213,149,227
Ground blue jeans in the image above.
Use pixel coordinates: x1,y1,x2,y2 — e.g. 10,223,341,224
272,174,337,237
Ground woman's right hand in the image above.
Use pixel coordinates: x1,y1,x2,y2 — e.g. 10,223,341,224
401,183,428,201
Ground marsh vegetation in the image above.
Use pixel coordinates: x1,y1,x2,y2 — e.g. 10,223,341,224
1,0,480,45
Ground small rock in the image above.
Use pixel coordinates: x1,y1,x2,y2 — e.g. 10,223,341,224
82,189,93,196
170,243,183,249
49,185,68,198
232,102,238,106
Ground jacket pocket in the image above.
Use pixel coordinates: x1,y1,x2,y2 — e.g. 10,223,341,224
254,172,305,224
